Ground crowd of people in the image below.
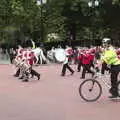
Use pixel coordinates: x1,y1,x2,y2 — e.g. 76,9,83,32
2,37,120,98
60,38,120,98
13,40,40,82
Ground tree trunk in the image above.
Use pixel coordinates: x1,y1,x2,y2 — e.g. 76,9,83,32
68,22,76,45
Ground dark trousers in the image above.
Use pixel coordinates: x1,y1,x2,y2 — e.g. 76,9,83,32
90,60,94,68
101,62,110,74
81,64,94,78
23,66,40,81
15,68,20,76
77,61,82,72
110,65,120,96
9,55,14,64
22,66,40,79
31,69,40,77
62,63,74,75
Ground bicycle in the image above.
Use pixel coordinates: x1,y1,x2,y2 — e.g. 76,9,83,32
79,72,120,102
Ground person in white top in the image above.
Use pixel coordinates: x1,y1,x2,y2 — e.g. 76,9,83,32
61,46,74,76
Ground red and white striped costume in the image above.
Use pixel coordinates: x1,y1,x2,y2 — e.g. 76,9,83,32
26,49,35,65
22,49,35,66
16,48,24,60
14,48,24,67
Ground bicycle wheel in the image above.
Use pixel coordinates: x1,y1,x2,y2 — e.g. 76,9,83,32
117,81,120,96
79,79,102,102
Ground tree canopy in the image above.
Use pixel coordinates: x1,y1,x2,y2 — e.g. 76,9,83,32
0,0,120,46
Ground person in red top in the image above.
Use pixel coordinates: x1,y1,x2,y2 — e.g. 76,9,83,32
18,40,40,82
26,49,35,66
13,45,24,77
16,45,24,60
80,50,94,79
89,49,95,68
24,43,40,82
66,46,73,64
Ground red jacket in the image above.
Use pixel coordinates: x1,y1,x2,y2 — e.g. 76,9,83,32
16,48,24,60
81,53,91,65
27,51,35,65
22,50,35,65
89,53,94,61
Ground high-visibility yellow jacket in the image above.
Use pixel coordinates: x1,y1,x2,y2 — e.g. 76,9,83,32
101,46,120,65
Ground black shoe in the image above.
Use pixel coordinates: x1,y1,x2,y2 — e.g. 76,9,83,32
92,72,95,77
13,74,19,77
19,76,24,79
71,71,74,75
80,77,85,79
37,74,40,80
109,88,113,94
109,95,118,99
22,79,28,82
109,88,119,96
60,74,65,76
31,74,34,78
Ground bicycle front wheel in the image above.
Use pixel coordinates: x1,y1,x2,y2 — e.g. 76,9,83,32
79,79,102,102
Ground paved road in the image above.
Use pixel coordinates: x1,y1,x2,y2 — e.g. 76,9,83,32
0,64,120,120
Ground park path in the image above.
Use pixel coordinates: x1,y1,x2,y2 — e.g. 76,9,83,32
0,64,119,120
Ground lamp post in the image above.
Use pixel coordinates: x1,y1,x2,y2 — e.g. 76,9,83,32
88,0,99,46
37,0,47,42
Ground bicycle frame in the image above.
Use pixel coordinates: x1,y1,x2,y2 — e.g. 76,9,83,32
94,73,111,89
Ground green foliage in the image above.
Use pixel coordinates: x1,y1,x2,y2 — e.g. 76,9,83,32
1,0,120,45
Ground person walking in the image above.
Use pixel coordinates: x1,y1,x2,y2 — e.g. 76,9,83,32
61,46,74,76
100,38,120,98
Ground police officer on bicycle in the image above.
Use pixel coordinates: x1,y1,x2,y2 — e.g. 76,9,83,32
101,38,120,98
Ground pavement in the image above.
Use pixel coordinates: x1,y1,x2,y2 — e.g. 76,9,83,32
0,64,120,120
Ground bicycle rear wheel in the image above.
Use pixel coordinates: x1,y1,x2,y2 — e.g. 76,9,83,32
117,81,120,96
79,79,102,102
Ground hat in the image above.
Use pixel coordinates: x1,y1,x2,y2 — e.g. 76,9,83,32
102,38,111,44
25,40,32,47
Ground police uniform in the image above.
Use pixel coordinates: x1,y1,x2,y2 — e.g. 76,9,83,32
101,46,120,97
